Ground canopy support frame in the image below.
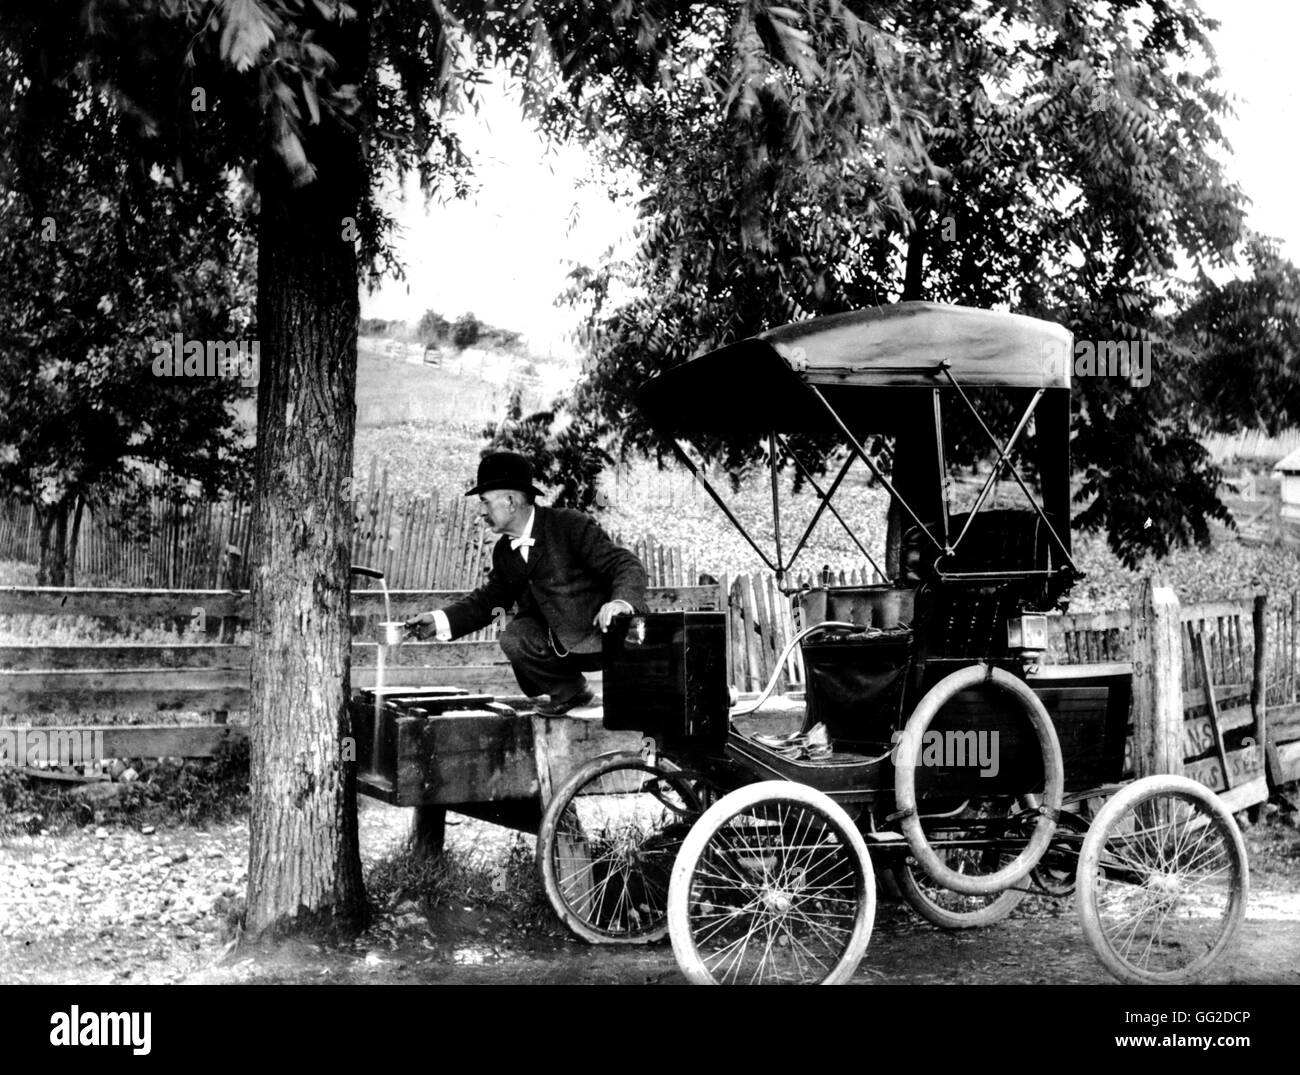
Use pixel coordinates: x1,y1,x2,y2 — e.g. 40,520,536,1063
939,369,1077,573
666,439,778,574
805,384,945,555
775,435,886,582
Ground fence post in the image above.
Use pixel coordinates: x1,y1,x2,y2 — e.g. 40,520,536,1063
1130,577,1183,778
1254,593,1283,787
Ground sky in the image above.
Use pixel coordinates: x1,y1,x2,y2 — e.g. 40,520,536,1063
359,2,1300,354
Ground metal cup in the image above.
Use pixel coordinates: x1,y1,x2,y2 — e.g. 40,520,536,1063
378,621,406,646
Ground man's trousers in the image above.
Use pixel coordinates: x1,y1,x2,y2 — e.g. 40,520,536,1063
498,616,601,703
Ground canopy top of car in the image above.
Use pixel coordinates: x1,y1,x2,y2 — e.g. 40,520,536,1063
634,303,1077,586
637,302,1072,437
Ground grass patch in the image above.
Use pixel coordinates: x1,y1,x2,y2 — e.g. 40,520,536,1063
0,734,251,836
366,829,549,930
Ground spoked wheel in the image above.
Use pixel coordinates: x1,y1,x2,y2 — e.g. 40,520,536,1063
538,751,701,944
1029,804,1094,897
1076,775,1248,984
667,781,875,985
894,798,1027,929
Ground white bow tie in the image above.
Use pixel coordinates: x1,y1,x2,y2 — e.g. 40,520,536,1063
510,536,535,551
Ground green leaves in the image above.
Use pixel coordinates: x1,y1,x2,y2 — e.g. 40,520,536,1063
564,0,1253,567
218,0,281,74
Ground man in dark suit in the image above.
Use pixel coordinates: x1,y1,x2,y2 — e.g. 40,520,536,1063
406,451,648,714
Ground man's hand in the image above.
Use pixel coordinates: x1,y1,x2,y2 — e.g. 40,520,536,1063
405,610,451,642
594,600,634,633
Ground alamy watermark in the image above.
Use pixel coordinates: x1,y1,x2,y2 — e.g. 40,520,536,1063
0,728,104,768
1044,338,1152,388
890,728,1000,778
50,1006,151,1056
151,333,259,387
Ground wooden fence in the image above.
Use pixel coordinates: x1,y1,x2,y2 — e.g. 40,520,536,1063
5,576,1299,799
0,460,499,591
1053,591,1300,791
0,584,725,761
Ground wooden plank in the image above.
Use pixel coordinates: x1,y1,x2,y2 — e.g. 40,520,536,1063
1184,744,1265,794
1193,632,1233,790
411,708,539,804
1131,578,1184,778
0,640,517,672
1265,701,1300,743
1216,775,1269,814
0,584,723,620
0,672,249,713
352,641,507,667
719,573,734,690
1,724,246,758
530,714,554,807
0,587,254,618
1276,740,1300,783
1180,599,1259,624
353,666,510,690
1291,592,1298,705
1181,681,1250,710
0,644,249,670
740,574,763,693
1058,609,1131,633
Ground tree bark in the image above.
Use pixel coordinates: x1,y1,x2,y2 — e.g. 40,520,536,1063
244,16,370,940
902,218,927,302
35,501,70,586
35,506,53,586
886,219,930,567
66,493,84,586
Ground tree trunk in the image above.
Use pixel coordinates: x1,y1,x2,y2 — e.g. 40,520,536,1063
35,505,54,586
902,217,927,302
66,494,85,586
244,16,370,940
887,221,929,573
35,501,70,586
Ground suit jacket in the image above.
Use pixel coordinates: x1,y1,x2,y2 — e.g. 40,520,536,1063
440,505,648,654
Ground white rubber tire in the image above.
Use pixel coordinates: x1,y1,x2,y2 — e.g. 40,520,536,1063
667,780,875,985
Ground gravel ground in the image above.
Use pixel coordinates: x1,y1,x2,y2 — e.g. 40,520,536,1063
0,798,424,984
3,787,1297,986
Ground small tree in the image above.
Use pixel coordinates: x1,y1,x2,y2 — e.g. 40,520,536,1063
1175,234,1300,435
0,51,253,584
452,311,481,349
416,309,451,347
485,389,610,512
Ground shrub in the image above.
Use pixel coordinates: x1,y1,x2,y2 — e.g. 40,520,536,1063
452,312,481,349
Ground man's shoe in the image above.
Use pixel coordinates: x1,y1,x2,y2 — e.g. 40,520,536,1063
534,687,596,716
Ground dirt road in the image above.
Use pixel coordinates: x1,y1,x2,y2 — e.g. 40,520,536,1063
3,799,1298,986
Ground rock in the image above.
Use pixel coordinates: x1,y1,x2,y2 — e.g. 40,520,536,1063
109,760,128,781
171,851,189,865
94,827,109,840
141,825,156,835
120,768,139,783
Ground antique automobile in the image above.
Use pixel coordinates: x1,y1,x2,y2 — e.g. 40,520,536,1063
535,302,1248,986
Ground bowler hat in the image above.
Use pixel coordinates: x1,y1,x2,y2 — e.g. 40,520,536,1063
466,451,542,497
